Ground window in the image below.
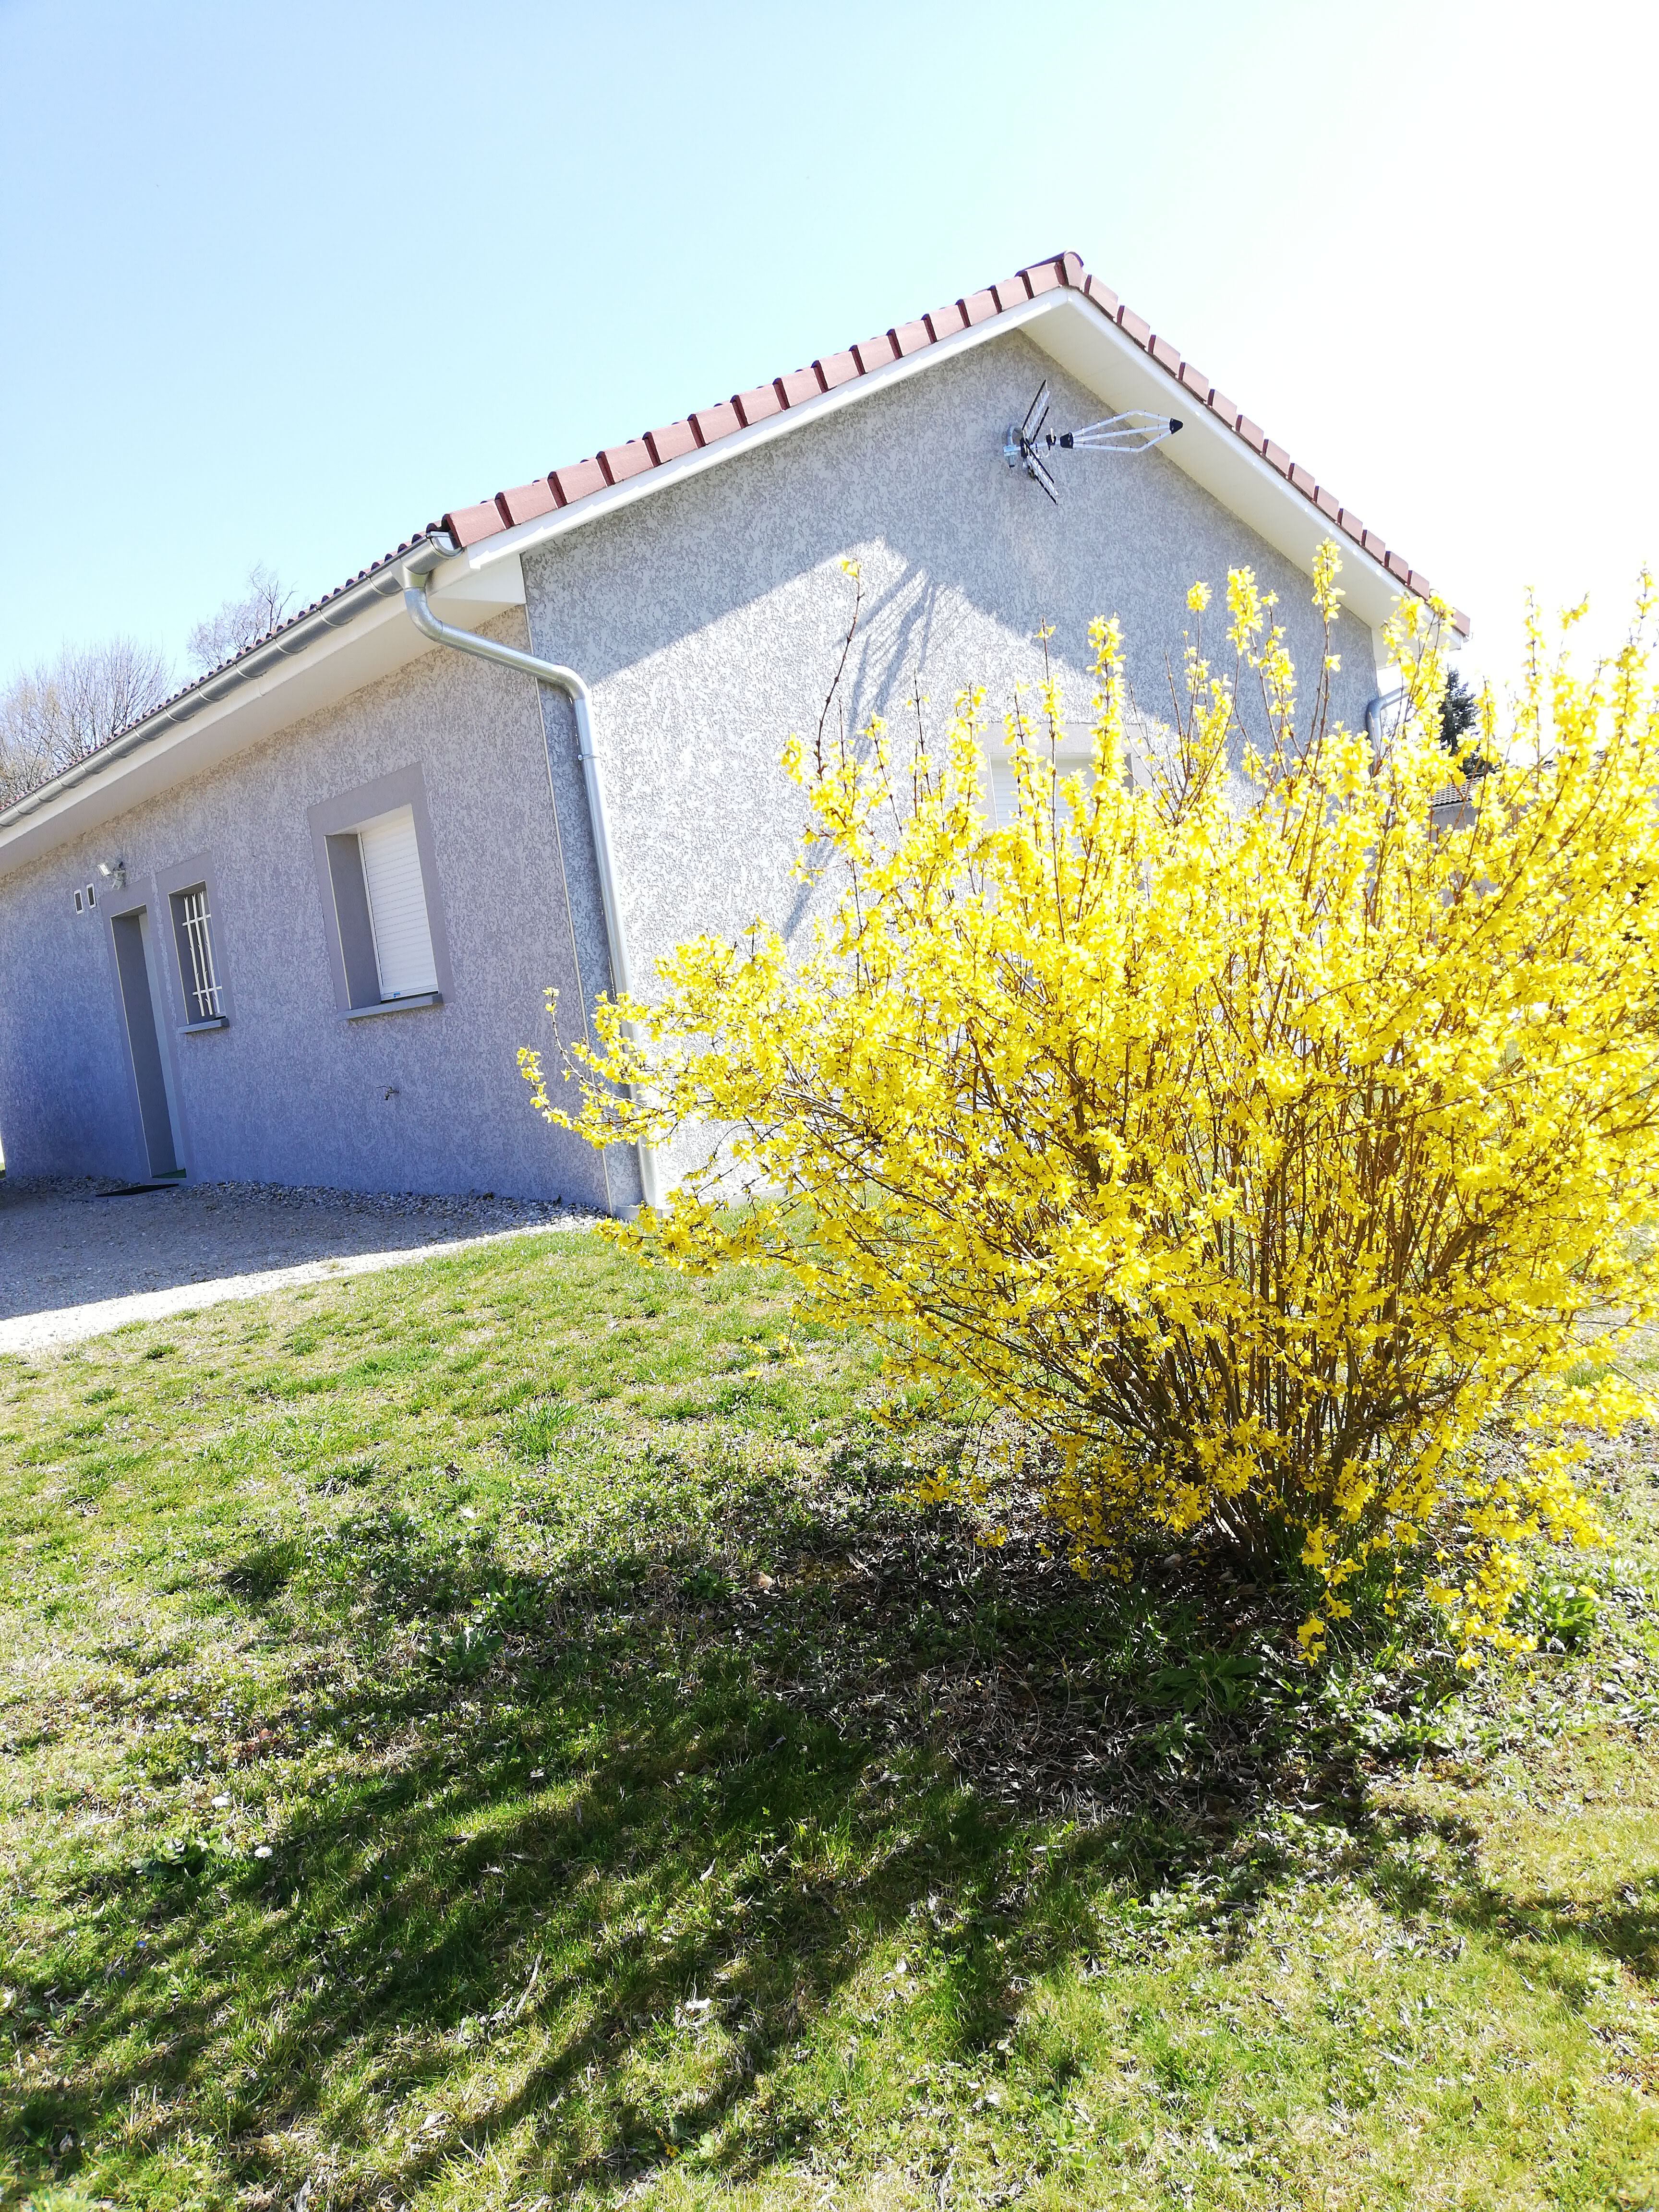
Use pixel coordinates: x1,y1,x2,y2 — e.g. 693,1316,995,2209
156,854,233,1033
985,720,1156,827
310,770,449,1019
357,805,439,998
169,884,224,1023
312,769,449,1017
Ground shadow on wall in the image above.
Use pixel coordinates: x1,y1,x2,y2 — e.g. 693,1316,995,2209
529,331,1359,765
524,330,1377,987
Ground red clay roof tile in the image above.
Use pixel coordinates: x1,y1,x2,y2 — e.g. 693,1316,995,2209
1149,334,1181,374
552,457,607,504
960,288,999,326
496,480,560,528
925,302,969,339
852,334,899,374
442,500,506,549
600,440,654,485
1116,305,1153,348
1178,361,1212,401
689,400,741,445
816,349,860,389
732,382,783,428
1082,273,1119,318
776,364,825,407
644,420,698,465
890,318,932,358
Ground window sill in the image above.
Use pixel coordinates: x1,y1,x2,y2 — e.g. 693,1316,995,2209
181,1016,229,1034
341,991,444,1022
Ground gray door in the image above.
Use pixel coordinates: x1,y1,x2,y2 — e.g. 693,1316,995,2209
111,909,182,1178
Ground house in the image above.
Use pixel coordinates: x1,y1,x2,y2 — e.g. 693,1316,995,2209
0,252,1465,1215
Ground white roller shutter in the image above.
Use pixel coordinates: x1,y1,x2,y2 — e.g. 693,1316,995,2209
985,722,1154,826
986,725,1100,828
358,805,439,998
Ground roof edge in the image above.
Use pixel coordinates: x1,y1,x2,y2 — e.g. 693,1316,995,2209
439,249,1469,639
0,534,453,843
0,248,1465,847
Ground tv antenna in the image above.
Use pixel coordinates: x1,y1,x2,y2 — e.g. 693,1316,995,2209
1003,380,1181,505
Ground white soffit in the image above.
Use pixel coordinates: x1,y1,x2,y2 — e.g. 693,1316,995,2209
1027,296,1401,635
0,560,525,880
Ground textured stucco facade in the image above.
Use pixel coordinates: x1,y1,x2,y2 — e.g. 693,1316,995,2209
0,327,1380,1205
0,614,613,1208
521,329,1382,1195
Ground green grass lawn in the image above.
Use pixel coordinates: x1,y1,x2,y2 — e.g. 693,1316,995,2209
1,1227,1657,2210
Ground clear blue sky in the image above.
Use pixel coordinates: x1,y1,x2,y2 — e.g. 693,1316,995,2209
1,0,1651,693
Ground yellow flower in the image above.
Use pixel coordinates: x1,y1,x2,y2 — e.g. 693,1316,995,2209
529,552,1659,1662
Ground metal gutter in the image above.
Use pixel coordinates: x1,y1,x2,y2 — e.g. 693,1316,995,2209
0,533,454,839
401,561,661,1218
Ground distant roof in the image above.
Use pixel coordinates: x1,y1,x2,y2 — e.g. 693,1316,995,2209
435,248,1469,636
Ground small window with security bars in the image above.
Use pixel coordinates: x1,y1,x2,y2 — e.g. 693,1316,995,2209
169,883,226,1027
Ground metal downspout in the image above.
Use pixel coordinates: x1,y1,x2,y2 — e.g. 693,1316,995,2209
401,569,661,1215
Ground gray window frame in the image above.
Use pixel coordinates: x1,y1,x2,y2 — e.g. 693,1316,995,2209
155,851,234,1032
306,764,452,1020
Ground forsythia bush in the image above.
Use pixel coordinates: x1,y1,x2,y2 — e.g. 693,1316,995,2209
523,550,1659,1658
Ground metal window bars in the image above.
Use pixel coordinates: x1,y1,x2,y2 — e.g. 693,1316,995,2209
179,886,222,1022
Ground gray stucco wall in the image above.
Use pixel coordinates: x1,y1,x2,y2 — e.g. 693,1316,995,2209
0,327,1379,1206
0,612,611,1207
522,329,1381,1186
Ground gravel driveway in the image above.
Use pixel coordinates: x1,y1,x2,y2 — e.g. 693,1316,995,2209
0,1178,592,1356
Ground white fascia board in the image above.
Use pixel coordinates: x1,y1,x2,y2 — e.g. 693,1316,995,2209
427,300,1058,589
441,290,1406,646
1026,297,1404,638
0,557,524,881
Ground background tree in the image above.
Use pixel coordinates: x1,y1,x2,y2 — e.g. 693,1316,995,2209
186,561,293,673
0,559,291,805
0,637,172,805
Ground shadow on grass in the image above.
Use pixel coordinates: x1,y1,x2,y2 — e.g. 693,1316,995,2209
10,1434,1656,2204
